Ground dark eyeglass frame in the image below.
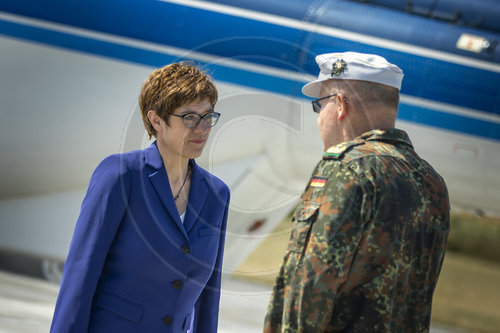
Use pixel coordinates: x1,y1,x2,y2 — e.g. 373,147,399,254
168,111,221,128
311,93,338,113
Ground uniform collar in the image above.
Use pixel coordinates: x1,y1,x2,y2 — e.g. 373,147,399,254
323,128,413,160
359,128,413,147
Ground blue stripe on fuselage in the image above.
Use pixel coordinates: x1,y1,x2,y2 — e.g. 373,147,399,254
1,0,499,115
398,104,500,141
0,9,498,141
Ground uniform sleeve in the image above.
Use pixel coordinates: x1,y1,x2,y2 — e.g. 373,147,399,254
284,168,372,331
50,155,130,333
193,189,230,333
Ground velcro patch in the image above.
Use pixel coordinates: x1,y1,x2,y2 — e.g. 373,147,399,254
310,177,327,188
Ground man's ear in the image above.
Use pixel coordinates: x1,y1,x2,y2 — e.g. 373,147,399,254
147,110,163,132
337,93,349,121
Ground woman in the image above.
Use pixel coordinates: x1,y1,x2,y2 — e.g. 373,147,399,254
50,62,230,332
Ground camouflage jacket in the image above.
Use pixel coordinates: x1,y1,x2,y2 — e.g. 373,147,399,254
264,129,450,333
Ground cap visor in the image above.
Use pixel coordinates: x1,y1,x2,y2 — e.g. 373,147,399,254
302,80,324,98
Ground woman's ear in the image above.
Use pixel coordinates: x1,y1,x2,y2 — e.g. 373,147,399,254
147,110,163,132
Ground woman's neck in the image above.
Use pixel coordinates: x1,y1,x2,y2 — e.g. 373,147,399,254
156,141,190,183
163,155,189,182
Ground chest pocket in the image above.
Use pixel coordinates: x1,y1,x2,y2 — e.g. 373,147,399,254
287,202,320,253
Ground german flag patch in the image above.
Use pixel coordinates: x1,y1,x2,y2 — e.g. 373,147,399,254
310,177,327,188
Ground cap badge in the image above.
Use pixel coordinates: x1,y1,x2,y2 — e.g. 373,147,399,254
331,59,347,76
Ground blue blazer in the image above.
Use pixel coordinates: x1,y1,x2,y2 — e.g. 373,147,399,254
50,142,230,332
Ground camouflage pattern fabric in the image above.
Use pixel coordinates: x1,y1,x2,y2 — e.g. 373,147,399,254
264,128,450,333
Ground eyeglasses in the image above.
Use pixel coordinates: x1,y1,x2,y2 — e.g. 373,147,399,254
168,111,221,128
311,94,337,113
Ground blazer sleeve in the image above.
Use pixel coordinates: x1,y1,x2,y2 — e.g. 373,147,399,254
193,189,230,333
50,155,130,332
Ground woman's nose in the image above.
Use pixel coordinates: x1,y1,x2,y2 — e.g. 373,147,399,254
193,119,209,132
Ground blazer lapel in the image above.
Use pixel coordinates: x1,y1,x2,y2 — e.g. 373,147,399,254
144,142,186,236
183,160,208,234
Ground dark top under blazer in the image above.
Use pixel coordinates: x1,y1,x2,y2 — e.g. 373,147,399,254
50,142,230,332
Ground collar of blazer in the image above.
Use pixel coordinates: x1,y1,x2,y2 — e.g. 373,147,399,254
143,141,209,237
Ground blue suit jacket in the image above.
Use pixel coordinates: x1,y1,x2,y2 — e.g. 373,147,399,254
50,142,230,332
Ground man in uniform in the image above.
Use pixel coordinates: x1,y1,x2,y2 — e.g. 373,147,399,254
263,52,450,332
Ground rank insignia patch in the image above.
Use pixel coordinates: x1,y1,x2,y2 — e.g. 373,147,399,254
310,177,327,188
331,59,347,76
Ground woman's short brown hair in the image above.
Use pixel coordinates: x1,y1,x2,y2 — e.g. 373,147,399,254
139,62,218,138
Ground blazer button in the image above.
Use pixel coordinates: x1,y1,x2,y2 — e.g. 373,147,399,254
163,316,173,326
181,245,190,254
172,280,183,289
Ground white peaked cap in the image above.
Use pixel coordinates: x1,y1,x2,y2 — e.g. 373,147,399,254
302,52,404,97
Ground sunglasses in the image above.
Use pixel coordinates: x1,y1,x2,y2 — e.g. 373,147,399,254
311,94,337,113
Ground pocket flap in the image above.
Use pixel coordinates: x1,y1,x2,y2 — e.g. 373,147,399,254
287,202,319,253
198,226,220,237
95,291,143,324
292,202,320,222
